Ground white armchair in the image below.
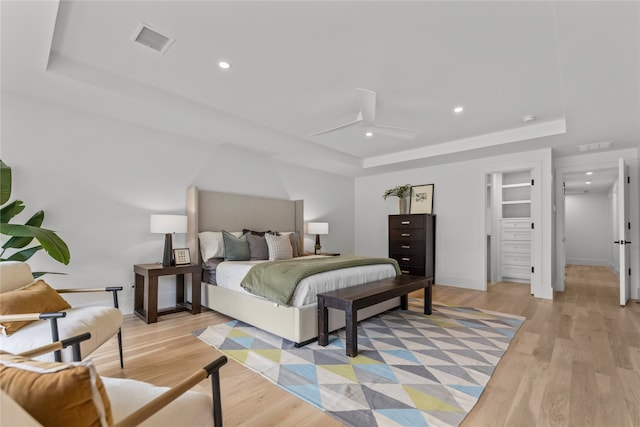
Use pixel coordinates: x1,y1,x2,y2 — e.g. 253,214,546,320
0,261,124,366
0,333,227,427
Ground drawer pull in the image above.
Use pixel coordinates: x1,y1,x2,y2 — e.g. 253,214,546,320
401,270,410,274
401,245,411,249
401,258,410,261
401,233,411,237
401,221,411,225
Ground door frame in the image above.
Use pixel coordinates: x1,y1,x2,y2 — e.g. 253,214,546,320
618,157,631,305
554,161,618,292
483,162,542,297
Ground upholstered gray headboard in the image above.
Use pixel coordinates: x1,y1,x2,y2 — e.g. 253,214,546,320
186,186,304,264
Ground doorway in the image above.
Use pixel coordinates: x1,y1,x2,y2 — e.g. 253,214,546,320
555,164,624,300
485,168,534,294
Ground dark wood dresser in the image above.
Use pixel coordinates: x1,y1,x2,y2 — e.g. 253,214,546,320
388,214,436,277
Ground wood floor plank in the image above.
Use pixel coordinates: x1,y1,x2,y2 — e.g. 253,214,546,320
91,265,639,426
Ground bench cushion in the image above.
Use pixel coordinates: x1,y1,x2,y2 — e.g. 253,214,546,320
0,306,122,363
102,377,213,427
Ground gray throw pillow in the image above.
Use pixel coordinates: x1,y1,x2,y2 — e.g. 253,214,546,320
247,233,269,260
222,230,250,261
289,232,301,257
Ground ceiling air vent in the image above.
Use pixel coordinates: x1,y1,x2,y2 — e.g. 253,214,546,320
577,140,613,152
131,23,174,54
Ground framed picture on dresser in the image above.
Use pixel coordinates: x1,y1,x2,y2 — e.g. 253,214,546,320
410,184,434,214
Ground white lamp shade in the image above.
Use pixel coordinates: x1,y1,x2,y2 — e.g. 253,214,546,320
307,222,329,235
150,214,187,234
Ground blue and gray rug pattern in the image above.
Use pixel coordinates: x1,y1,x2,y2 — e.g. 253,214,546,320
195,305,524,427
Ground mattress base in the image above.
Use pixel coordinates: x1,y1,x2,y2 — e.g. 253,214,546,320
202,282,400,344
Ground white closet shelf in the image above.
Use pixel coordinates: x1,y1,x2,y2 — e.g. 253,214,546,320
502,200,531,205
502,183,531,189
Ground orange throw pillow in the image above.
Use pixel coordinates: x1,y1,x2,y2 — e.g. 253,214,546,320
0,353,113,427
0,280,71,335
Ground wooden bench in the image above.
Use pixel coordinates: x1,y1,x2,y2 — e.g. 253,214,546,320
317,275,433,357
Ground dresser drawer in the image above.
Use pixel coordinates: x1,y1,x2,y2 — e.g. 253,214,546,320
389,241,424,254
502,253,530,266
502,241,531,254
390,254,425,268
390,229,425,241
398,266,426,276
501,229,531,241
389,214,425,229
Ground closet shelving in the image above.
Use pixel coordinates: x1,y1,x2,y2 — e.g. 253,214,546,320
499,171,531,283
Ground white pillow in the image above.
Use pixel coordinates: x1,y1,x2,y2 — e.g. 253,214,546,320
199,231,242,260
265,233,293,261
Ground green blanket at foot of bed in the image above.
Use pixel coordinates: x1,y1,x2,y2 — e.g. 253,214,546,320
240,255,401,305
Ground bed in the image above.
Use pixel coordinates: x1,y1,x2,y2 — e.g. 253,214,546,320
186,186,400,345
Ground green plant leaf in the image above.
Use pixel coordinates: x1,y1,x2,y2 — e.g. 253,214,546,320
0,160,11,205
32,271,66,278
0,200,25,223
3,245,42,262
2,210,44,249
0,223,70,265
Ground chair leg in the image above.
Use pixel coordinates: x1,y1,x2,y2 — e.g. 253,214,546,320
211,371,223,427
48,318,61,362
117,328,124,368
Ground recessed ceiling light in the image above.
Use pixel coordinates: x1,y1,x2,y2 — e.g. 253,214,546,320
365,131,373,137
522,115,536,122
586,181,592,185
586,171,593,175
218,61,231,70
453,106,464,113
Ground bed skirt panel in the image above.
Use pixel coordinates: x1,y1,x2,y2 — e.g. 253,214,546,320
201,283,400,344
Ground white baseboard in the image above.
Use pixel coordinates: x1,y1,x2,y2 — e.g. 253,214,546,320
566,258,609,267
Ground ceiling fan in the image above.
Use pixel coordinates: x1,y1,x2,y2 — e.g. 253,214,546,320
310,88,421,140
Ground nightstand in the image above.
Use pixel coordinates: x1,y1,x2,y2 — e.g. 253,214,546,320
133,263,201,324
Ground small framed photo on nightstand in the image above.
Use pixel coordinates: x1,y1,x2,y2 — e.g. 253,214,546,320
173,248,191,265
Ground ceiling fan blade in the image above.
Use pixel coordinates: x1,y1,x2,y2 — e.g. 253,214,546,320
356,88,376,124
310,118,362,137
371,124,421,140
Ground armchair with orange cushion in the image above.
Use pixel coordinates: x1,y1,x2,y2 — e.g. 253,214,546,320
0,261,124,367
0,333,228,427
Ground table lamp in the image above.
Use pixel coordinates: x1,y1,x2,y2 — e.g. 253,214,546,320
307,222,329,255
150,214,187,266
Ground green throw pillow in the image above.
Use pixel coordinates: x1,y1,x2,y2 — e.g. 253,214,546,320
222,230,250,261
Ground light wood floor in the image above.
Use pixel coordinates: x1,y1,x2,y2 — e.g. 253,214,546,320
92,265,640,426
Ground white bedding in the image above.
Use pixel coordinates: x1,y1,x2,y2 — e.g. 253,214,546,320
215,256,397,307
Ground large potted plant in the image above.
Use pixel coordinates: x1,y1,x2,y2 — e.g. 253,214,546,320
1,160,70,277
383,184,412,214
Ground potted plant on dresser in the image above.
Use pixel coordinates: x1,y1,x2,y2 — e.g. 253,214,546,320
383,184,412,214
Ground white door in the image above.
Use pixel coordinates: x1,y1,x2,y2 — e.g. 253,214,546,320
617,158,630,306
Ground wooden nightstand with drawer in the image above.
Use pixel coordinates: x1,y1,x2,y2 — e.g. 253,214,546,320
388,214,436,278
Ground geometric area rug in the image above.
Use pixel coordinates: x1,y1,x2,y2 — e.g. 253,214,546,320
195,305,525,427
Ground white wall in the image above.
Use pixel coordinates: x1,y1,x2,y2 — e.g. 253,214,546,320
565,192,613,266
1,92,354,313
354,148,554,298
